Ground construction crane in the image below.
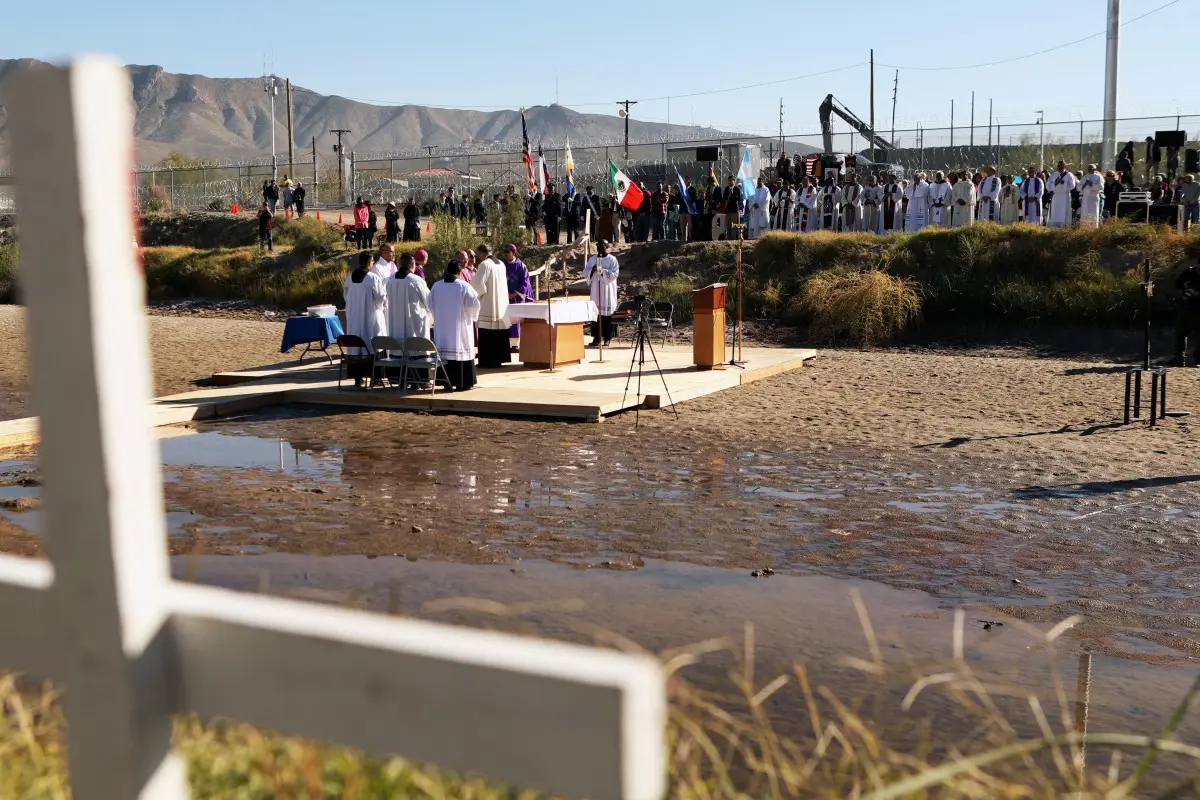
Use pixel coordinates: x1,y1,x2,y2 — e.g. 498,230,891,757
818,94,893,156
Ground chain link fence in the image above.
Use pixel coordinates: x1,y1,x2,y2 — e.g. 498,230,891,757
2,114,1196,213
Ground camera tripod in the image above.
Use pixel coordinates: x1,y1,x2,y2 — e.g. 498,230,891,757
620,301,680,427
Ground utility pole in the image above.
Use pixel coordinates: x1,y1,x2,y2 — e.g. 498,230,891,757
264,74,279,180
1036,110,1045,172
330,128,351,203
988,98,993,149
950,99,955,150
286,79,294,178
617,100,637,161
970,91,975,147
869,49,876,165
779,98,785,154
311,136,317,206
890,70,898,145
424,145,437,196
1101,0,1121,170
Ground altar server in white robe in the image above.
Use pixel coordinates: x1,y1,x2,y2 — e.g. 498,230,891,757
343,251,387,357
1021,168,1045,224
1078,164,1104,228
385,253,431,342
749,178,772,238
819,177,842,230
1048,161,1078,228
999,176,1021,224
797,178,820,232
585,239,620,347
950,171,976,227
861,175,884,234
882,176,905,233
977,167,1000,222
471,244,511,368
429,261,481,391
841,176,863,231
371,243,398,282
927,171,952,227
905,173,930,232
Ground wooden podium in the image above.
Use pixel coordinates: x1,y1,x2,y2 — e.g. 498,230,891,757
692,283,727,369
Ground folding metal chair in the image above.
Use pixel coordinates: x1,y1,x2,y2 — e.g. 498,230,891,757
335,334,373,390
402,336,452,395
647,302,674,345
371,336,409,389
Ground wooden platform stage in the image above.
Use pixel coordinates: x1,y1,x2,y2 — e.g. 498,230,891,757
0,345,815,450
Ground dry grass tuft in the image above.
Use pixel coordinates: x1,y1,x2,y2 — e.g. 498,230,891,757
798,270,921,346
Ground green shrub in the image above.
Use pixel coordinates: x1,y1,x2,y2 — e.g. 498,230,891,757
652,274,696,319
275,216,344,259
425,213,481,277
0,242,18,304
799,269,921,345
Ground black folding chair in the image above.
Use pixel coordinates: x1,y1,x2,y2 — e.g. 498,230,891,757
335,334,373,390
647,302,674,345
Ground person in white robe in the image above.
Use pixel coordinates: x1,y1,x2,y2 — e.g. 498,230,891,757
470,244,510,368
861,175,884,234
977,167,1000,223
999,176,1021,224
926,171,952,227
370,243,398,282
749,178,772,238
342,251,387,364
904,174,930,232
840,176,863,232
797,178,820,232
949,171,976,228
1047,161,1078,228
819,177,841,230
428,262,481,391
882,176,905,233
1021,168,1045,224
1078,164,1104,228
385,252,432,342
585,239,620,346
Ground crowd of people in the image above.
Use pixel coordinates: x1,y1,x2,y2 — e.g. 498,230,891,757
339,240,623,391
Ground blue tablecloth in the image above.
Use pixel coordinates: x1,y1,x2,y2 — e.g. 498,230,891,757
280,315,344,353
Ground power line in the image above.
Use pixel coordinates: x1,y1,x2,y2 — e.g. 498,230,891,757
298,63,867,114
877,0,1184,72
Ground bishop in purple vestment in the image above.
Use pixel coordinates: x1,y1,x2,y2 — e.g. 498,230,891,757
500,243,534,338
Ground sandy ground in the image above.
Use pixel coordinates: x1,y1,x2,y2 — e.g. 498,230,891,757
0,306,285,420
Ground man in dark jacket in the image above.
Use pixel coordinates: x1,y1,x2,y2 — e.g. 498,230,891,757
650,183,669,241
543,183,563,244
564,191,582,243
1172,254,1200,366
257,202,274,251
1145,136,1163,186
292,183,306,216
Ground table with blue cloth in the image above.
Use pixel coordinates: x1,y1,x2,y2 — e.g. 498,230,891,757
280,315,344,363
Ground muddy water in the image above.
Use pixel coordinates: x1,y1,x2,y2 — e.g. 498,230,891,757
2,406,1199,752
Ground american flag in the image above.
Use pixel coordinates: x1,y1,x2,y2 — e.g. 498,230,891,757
521,110,535,192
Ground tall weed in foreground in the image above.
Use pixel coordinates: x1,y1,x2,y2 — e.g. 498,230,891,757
425,213,482,277
275,216,344,260
799,270,921,345
4,608,1199,798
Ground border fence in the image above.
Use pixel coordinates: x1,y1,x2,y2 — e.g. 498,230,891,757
0,114,1196,214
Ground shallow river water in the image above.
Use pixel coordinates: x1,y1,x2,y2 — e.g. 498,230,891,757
2,405,1199,765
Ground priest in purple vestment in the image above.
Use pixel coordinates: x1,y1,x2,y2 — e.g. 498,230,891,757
500,243,534,339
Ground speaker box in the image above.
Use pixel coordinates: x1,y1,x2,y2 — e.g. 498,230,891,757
696,146,720,162
1186,148,1199,174
1155,130,1186,148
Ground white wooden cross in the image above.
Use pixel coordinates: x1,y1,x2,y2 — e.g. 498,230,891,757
0,57,665,800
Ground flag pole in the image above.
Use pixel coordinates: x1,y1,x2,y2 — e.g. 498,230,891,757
587,212,602,364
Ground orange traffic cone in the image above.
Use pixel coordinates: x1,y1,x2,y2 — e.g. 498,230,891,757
338,213,344,225
426,222,432,233
285,208,292,220
315,210,321,220
230,202,239,214
536,229,543,244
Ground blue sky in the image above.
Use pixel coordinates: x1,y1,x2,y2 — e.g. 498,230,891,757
5,0,1195,137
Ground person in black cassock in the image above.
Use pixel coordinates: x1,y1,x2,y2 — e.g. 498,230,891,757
543,183,563,244
384,202,400,243
402,196,421,241
564,190,582,243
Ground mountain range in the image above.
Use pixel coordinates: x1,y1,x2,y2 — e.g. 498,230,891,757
0,58,736,168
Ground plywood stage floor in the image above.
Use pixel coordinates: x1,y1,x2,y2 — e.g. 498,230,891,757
0,345,815,449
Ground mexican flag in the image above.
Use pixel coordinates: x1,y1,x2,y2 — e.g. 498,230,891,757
609,162,645,211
